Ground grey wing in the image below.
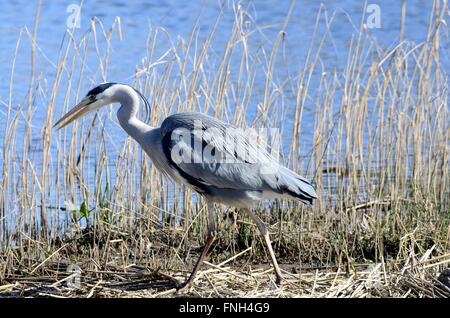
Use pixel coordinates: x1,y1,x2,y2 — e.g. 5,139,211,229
160,112,317,203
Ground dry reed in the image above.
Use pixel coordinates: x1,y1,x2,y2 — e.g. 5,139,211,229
0,1,448,298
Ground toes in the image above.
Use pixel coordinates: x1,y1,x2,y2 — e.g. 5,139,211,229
275,276,283,285
177,281,191,291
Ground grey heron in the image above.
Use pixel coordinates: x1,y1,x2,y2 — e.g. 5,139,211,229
54,83,317,289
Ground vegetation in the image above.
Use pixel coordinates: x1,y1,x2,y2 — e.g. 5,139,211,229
0,1,448,297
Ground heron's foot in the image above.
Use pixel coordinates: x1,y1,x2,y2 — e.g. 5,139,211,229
177,279,193,292
275,274,283,286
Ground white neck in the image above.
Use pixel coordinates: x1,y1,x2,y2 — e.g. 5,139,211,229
113,84,153,145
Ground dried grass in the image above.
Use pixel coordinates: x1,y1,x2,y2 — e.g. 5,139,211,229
0,1,449,298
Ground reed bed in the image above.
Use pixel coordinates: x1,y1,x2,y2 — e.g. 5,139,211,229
0,243,449,298
0,1,449,297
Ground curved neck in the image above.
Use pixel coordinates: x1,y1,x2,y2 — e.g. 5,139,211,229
114,84,153,144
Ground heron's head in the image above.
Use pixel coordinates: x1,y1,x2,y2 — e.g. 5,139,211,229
54,82,118,129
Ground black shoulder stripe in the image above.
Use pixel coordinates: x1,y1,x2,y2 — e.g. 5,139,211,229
161,130,209,194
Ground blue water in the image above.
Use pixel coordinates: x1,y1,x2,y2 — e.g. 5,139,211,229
1,1,446,136
0,1,448,227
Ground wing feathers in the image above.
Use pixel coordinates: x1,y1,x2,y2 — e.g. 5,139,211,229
160,112,317,204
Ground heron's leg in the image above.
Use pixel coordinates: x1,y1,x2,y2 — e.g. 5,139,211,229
179,202,216,290
245,209,283,284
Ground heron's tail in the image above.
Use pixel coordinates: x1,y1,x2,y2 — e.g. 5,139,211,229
276,166,317,205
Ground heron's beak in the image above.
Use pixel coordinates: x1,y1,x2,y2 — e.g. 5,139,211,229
53,97,97,130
